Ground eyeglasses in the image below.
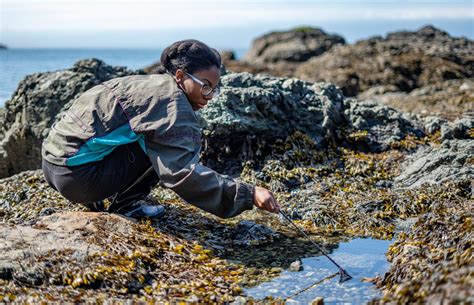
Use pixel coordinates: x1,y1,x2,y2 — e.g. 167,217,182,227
185,72,220,98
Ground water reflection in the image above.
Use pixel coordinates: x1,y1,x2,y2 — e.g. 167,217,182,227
244,238,392,304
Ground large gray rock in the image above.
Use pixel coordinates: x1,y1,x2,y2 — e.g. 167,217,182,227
296,25,474,97
341,100,425,152
243,27,345,64
199,72,425,172
198,72,345,172
395,139,474,188
0,59,141,178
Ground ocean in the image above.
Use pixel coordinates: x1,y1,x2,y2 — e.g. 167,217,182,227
0,48,247,107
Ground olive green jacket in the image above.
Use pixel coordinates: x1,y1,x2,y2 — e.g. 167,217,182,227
42,74,254,218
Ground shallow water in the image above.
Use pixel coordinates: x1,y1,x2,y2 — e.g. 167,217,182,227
244,238,392,304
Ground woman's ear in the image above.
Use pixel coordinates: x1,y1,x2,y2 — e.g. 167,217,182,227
174,69,185,83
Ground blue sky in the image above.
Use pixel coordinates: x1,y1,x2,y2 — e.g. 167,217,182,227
1,0,473,49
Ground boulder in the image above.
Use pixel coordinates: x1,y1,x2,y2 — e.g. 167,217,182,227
198,72,346,172
394,139,474,188
358,79,474,120
296,25,474,97
0,59,141,178
340,100,424,152
243,26,345,64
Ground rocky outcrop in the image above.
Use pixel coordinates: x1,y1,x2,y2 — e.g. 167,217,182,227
199,72,425,172
340,100,424,152
0,59,141,178
395,139,474,188
243,27,345,64
1,63,429,178
295,26,474,97
358,79,474,120
221,27,344,77
198,72,344,171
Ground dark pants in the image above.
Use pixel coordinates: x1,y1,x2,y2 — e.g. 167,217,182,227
42,142,159,207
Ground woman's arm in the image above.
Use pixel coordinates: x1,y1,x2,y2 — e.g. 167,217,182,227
145,125,256,219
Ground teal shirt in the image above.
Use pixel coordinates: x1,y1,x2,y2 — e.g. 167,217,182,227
65,124,147,166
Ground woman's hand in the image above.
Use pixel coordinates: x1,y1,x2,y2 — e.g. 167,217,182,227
253,186,281,214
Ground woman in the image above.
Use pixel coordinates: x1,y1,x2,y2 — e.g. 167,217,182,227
41,39,280,219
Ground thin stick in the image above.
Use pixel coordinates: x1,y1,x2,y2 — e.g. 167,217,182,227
284,272,338,300
279,210,353,283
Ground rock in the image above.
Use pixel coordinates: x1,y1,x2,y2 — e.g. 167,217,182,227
199,72,346,172
311,296,324,305
0,59,142,178
395,139,474,188
142,61,163,74
244,26,345,64
185,294,200,303
394,217,418,233
231,220,279,246
231,296,247,305
223,27,344,77
0,267,13,280
422,116,449,134
220,50,236,62
0,212,104,273
289,260,303,272
222,59,300,79
355,200,385,213
359,79,474,120
341,100,424,152
296,25,473,97
441,111,474,140
0,44,7,50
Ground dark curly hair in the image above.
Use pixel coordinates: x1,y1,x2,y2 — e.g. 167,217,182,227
157,39,221,74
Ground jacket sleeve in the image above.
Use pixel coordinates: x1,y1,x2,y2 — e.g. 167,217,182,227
144,117,255,219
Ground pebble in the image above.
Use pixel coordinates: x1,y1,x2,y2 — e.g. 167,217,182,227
231,296,247,305
289,260,303,272
311,296,324,305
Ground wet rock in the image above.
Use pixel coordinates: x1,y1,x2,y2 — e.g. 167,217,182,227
199,72,346,171
0,59,141,178
39,207,56,216
289,260,303,272
244,26,345,64
379,194,472,303
231,220,279,246
395,139,474,188
12,269,45,287
441,114,474,140
341,100,424,152
422,116,449,134
311,296,324,305
185,294,200,303
374,180,393,189
296,25,473,97
0,267,13,280
231,296,247,305
355,200,385,213
394,217,418,233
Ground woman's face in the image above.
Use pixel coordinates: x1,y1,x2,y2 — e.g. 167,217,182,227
174,66,220,111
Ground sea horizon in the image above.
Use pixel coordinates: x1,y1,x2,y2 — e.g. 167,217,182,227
0,48,247,107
